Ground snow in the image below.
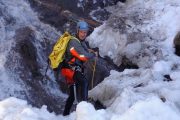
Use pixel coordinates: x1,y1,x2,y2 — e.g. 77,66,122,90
76,101,107,120
1,0,180,120
0,97,64,120
1,96,180,120
111,97,180,120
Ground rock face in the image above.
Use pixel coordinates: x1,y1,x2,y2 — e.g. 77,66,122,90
27,0,126,30
14,27,40,78
6,26,65,114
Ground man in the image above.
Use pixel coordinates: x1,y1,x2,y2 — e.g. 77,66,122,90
61,21,97,116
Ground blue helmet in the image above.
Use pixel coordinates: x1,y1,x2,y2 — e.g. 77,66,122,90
77,21,89,31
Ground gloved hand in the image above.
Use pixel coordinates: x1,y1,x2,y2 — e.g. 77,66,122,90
94,51,98,57
88,49,95,53
88,49,98,57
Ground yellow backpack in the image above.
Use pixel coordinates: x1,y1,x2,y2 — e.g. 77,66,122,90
48,32,78,69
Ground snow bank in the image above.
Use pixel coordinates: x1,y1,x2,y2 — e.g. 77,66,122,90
0,97,64,120
76,101,108,120
87,0,180,119
111,97,180,120
87,0,180,67
1,96,180,120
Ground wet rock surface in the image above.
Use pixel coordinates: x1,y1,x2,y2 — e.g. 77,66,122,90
27,0,126,30
6,27,65,114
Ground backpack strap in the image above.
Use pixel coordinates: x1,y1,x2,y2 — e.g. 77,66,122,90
71,36,80,43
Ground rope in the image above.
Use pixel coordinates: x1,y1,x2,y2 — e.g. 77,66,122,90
91,57,97,89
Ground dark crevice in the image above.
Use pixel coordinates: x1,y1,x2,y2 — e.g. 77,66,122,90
91,99,106,110
104,55,139,72
103,56,123,72
134,83,144,88
119,56,139,70
174,32,180,56
163,74,173,82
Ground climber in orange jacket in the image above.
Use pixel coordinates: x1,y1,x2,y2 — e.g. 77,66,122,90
61,21,97,116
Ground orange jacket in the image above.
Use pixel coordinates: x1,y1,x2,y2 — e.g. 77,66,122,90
61,38,95,84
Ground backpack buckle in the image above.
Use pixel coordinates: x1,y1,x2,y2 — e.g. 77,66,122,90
75,66,82,72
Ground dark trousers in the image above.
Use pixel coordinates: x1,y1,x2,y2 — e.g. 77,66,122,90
63,71,88,116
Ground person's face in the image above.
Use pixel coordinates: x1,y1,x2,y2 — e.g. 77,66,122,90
78,30,88,40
